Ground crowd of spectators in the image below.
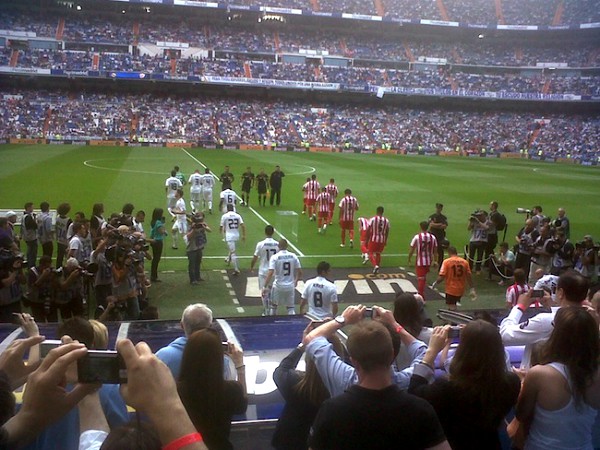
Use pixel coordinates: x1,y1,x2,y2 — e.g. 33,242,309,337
2,11,600,68
1,90,599,161
0,0,600,25
4,47,600,97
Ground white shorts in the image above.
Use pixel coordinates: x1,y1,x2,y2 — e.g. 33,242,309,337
167,196,177,209
226,240,237,253
258,271,273,290
271,285,295,308
190,191,202,204
203,189,213,202
173,218,187,234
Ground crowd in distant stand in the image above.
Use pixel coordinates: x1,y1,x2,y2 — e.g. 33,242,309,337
1,90,598,161
2,0,600,25
2,48,600,97
2,12,600,68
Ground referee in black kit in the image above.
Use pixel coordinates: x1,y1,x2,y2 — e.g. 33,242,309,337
269,165,285,206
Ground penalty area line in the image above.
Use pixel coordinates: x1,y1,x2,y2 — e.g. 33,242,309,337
181,147,305,257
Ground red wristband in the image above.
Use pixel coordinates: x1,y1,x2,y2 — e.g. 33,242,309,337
516,304,526,313
163,433,203,450
395,325,404,333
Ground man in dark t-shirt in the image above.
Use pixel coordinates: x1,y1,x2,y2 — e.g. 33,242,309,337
240,167,255,207
220,166,234,191
428,202,448,268
309,320,449,450
256,169,269,207
269,165,285,206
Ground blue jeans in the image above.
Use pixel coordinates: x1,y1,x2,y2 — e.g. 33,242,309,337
187,249,203,283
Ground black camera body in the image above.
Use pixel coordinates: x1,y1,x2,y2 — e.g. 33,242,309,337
78,350,127,384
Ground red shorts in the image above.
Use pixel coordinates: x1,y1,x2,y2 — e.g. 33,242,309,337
367,242,385,254
329,203,335,211
307,199,316,206
416,266,430,278
303,198,309,206
340,220,354,230
318,211,329,219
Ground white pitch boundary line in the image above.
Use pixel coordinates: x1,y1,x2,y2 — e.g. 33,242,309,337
161,253,410,260
181,148,305,257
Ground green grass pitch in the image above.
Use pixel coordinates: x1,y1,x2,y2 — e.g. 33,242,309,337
1,144,599,320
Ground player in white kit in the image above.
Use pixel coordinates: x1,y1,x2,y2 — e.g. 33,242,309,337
165,170,183,217
263,240,302,316
188,169,204,213
169,189,187,249
201,168,215,214
220,188,238,213
300,261,338,320
220,204,245,275
250,225,279,316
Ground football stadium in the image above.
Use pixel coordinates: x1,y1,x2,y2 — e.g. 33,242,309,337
0,0,599,448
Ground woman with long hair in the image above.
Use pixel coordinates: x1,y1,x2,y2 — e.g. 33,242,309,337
516,306,600,450
177,329,247,450
272,323,344,450
409,321,521,449
149,208,166,282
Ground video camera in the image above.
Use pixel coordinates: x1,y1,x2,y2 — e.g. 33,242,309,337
188,213,207,229
469,209,486,222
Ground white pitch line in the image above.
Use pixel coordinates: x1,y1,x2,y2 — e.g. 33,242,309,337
161,252,410,260
181,148,305,257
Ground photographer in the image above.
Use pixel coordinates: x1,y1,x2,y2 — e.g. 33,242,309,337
0,218,18,254
528,224,554,283
56,257,86,319
549,229,575,275
90,237,114,317
0,251,25,322
514,219,539,280
26,255,59,322
130,233,151,308
185,212,211,285
110,245,140,321
574,235,597,280
467,209,489,273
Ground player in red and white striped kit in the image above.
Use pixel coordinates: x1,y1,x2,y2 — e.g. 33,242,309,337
325,179,339,225
358,217,370,264
301,177,311,215
407,221,438,297
315,187,332,233
338,189,359,248
305,174,321,221
367,206,390,274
